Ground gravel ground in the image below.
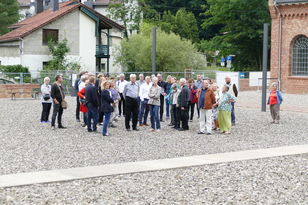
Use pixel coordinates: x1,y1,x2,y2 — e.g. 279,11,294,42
0,93,307,175
0,154,307,204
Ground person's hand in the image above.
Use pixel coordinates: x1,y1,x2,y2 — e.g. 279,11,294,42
54,99,59,104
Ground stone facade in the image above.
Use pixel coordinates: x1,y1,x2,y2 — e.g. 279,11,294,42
269,0,308,94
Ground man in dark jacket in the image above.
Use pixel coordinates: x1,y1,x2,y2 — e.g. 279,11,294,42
85,76,99,132
157,73,166,122
177,78,190,131
51,75,66,130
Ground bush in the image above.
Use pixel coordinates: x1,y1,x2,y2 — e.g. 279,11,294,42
0,65,30,73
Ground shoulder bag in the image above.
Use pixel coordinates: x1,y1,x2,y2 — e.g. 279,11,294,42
57,84,68,109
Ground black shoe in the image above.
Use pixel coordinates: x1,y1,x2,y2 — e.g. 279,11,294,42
88,129,93,132
58,125,66,129
160,120,165,122
198,131,205,134
133,128,139,131
126,129,131,132
76,119,81,122
177,128,184,131
168,123,174,126
206,132,212,135
82,124,86,127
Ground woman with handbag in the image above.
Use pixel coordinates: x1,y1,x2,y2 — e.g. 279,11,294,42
101,81,114,136
77,80,89,128
51,75,66,130
40,77,52,123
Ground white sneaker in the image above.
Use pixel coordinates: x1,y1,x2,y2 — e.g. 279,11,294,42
156,129,160,132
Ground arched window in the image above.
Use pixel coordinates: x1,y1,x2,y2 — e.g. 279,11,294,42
292,35,308,76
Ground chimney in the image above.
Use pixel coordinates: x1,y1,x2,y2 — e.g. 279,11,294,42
35,0,44,14
52,0,59,11
84,0,94,8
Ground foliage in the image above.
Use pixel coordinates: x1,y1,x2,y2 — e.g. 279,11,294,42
0,64,29,73
200,0,270,71
115,22,206,72
108,0,142,38
0,0,20,35
152,9,199,43
44,39,80,71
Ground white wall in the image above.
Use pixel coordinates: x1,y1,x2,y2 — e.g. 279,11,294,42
0,57,21,66
79,12,96,73
249,72,271,87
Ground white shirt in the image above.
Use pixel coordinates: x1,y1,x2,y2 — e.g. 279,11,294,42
41,83,52,103
78,82,86,91
139,82,152,101
117,80,128,93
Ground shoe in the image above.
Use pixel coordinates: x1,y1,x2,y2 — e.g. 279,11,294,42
221,131,226,134
177,128,184,131
110,124,117,128
58,125,66,129
225,131,231,135
82,124,86,127
51,126,55,130
168,123,174,126
92,129,98,133
206,133,212,135
99,122,104,126
160,119,165,122
156,129,160,132
232,122,236,126
144,123,150,126
126,129,131,132
274,121,280,124
76,119,81,122
103,133,111,136
133,128,140,131
198,131,205,134
88,129,93,132
139,124,144,127
189,120,193,122
150,129,155,132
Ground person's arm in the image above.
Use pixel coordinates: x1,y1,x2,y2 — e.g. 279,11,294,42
103,90,114,103
233,84,238,97
51,85,59,104
123,84,128,99
77,88,85,99
211,90,216,105
154,87,161,99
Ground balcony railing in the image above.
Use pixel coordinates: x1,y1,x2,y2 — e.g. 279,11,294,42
96,45,110,58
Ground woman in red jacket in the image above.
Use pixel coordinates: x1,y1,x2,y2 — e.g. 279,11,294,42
77,84,88,127
188,79,199,122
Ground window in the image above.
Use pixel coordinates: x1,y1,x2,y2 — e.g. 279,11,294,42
42,61,49,69
42,29,59,45
292,35,308,76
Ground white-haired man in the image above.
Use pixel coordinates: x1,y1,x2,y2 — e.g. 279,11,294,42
116,73,128,117
123,74,139,131
177,78,190,131
225,76,238,125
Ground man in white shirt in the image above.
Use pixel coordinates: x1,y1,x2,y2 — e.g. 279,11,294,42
116,73,128,117
138,76,152,126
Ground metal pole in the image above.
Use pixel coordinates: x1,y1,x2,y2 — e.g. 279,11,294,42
152,27,156,74
261,23,269,112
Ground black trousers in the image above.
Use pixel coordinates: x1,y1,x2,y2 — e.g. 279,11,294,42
189,102,196,121
41,103,52,122
159,95,164,120
118,93,126,116
180,107,189,130
76,97,80,120
125,97,138,129
51,103,64,127
172,105,179,128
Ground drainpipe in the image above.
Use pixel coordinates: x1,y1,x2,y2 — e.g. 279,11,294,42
19,37,24,64
274,2,282,90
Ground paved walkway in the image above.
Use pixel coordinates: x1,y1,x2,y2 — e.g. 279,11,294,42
0,144,307,188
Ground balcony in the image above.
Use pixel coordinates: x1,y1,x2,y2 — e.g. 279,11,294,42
96,45,110,58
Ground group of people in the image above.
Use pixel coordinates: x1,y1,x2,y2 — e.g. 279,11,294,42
39,72,283,136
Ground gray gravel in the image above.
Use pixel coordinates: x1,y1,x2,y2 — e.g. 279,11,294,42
0,93,307,175
0,154,307,204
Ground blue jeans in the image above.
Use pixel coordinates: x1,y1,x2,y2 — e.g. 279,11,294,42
102,112,111,135
150,105,160,130
165,99,170,118
83,112,88,125
138,99,149,125
231,102,235,123
87,103,98,131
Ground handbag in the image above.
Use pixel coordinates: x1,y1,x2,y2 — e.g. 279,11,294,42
57,84,67,109
43,94,51,101
80,98,88,105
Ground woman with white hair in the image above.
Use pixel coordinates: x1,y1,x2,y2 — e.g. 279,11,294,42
268,82,283,124
40,77,52,122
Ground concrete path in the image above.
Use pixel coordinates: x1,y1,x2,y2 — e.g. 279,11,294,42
0,144,307,188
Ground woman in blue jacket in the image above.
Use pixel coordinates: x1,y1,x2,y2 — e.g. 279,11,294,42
101,81,114,136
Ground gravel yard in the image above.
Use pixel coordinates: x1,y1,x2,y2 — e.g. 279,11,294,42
0,154,307,204
0,91,307,175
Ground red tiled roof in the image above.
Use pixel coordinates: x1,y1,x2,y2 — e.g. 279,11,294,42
0,0,124,42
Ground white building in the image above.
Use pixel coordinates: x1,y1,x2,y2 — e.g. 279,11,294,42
0,0,124,74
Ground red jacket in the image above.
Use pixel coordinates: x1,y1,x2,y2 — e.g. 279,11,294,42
77,87,88,113
189,86,198,103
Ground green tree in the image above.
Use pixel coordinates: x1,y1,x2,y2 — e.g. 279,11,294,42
0,0,20,35
115,22,206,72
108,0,142,38
44,39,80,71
200,0,270,70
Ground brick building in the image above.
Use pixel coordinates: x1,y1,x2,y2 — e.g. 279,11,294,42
269,0,308,94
